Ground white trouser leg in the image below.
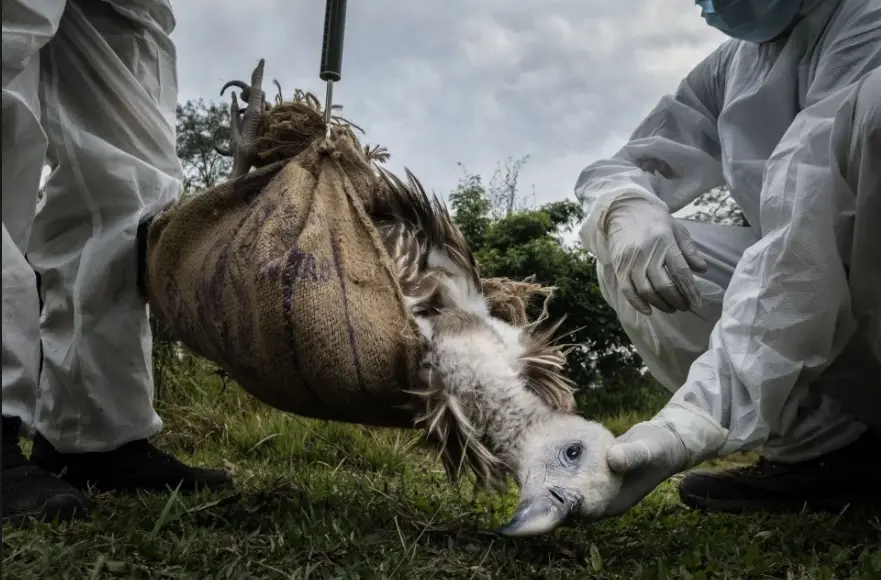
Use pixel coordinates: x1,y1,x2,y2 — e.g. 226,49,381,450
598,217,866,462
2,225,41,425
1,1,65,425
24,0,183,453
761,68,881,461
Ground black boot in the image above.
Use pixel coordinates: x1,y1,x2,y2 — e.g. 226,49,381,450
678,429,881,513
30,432,233,494
2,415,89,526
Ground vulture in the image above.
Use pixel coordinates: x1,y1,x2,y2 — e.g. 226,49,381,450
216,60,622,537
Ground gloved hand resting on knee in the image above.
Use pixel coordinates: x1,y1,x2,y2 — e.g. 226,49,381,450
601,195,708,315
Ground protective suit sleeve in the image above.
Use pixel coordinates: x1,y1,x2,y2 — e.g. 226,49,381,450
574,42,734,265
671,10,881,459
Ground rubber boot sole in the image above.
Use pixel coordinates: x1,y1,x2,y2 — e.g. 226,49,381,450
679,488,881,514
1,494,90,527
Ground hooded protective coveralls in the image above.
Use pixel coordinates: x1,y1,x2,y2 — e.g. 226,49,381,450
575,0,880,514
2,0,230,525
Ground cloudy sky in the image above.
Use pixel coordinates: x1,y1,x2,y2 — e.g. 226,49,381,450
171,0,727,215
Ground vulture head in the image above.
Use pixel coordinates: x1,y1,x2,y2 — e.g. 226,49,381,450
420,308,622,537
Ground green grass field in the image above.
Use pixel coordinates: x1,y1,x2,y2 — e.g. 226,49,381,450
4,356,880,579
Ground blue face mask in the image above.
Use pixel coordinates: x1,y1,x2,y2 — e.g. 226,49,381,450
696,0,805,43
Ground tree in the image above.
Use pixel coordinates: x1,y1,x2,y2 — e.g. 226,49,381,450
449,162,640,389
485,155,535,219
448,169,492,250
175,99,232,194
691,185,748,227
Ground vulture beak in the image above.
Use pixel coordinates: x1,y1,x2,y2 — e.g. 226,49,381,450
496,486,582,538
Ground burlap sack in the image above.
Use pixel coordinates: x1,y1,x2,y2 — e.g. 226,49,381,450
142,84,555,430
145,120,425,428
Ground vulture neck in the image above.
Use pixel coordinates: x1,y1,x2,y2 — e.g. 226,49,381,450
461,358,556,476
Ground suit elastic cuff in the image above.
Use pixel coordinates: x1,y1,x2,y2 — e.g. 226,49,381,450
578,186,663,263
654,400,729,467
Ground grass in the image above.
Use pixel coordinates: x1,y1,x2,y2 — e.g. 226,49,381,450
4,354,880,579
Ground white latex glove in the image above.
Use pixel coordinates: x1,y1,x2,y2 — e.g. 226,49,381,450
603,197,708,315
602,401,729,516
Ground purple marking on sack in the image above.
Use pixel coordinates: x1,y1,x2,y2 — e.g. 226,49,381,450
330,236,367,393
195,238,233,358
281,251,300,374
261,245,335,284
227,249,255,343
279,242,323,404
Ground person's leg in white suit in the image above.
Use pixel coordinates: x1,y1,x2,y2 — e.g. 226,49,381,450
2,0,231,526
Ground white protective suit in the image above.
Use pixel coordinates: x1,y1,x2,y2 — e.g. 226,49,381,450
2,0,183,453
576,0,880,465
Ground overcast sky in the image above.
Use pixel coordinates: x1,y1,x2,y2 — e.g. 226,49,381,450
171,1,727,216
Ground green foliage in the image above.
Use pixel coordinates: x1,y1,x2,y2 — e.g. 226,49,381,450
449,164,640,392
576,366,669,418
448,171,492,250
691,185,749,227
175,99,232,194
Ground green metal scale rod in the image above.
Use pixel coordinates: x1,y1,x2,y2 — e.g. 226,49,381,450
320,0,347,126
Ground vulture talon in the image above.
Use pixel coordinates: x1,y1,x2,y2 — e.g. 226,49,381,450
220,80,251,102
213,133,230,157
273,79,284,105
220,80,270,113
225,58,266,179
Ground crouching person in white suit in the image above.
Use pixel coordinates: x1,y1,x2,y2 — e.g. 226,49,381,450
2,0,232,526
576,0,880,515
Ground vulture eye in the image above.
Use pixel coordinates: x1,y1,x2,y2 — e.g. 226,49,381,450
563,443,583,464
